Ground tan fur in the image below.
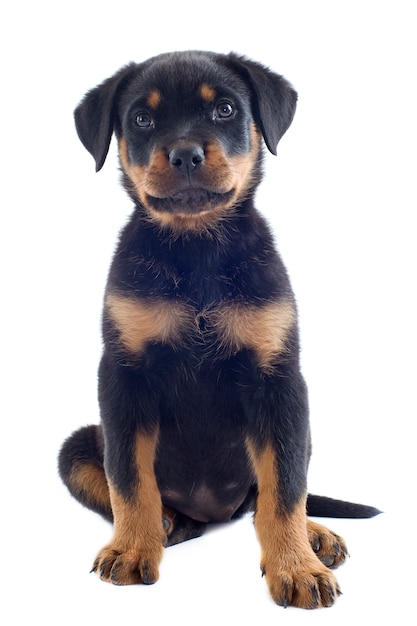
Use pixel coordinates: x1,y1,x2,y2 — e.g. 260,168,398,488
199,83,216,102
107,292,295,369
210,299,296,372
106,293,195,354
93,431,165,584
145,207,232,235
225,124,261,201
146,90,161,109
307,519,348,569
246,440,340,608
118,125,261,235
119,140,231,234
119,138,148,205
70,462,110,509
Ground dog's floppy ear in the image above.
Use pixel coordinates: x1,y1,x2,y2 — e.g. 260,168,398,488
225,54,298,155
74,64,135,171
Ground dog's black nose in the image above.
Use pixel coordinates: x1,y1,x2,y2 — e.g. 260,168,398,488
169,146,205,174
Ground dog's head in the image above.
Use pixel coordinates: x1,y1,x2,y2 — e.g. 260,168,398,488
75,51,297,231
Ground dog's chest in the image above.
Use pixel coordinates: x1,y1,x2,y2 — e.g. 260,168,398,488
106,292,296,373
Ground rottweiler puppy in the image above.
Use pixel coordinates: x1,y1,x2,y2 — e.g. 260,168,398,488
59,51,379,609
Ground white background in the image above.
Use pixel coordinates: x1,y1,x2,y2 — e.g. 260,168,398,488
1,1,415,623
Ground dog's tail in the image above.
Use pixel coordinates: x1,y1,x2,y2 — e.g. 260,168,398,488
307,494,382,518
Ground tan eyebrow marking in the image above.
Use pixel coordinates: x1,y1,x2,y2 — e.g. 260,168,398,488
146,90,161,109
199,83,216,102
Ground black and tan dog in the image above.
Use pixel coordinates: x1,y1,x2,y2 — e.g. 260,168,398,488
59,51,379,609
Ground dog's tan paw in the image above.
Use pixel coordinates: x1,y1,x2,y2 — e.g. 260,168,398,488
307,520,348,569
92,543,163,585
262,557,342,608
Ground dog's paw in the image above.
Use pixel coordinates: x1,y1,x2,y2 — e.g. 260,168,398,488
162,506,207,546
91,543,163,585
262,557,342,608
307,520,348,569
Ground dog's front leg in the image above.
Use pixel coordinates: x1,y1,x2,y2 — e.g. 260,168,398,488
244,373,341,608
92,354,165,585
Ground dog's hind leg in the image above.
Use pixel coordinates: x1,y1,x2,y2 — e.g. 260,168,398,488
59,427,206,546
58,424,113,521
162,506,207,546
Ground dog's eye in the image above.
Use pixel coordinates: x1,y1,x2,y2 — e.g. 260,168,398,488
135,112,154,128
214,100,235,119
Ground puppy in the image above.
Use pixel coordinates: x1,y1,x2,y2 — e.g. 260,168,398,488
59,51,379,609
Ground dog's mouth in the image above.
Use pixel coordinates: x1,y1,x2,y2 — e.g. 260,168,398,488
146,188,235,215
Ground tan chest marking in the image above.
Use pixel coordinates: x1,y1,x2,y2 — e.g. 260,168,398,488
208,300,296,372
106,293,195,354
106,293,295,371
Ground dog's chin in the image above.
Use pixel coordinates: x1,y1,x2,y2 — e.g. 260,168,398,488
146,188,234,215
